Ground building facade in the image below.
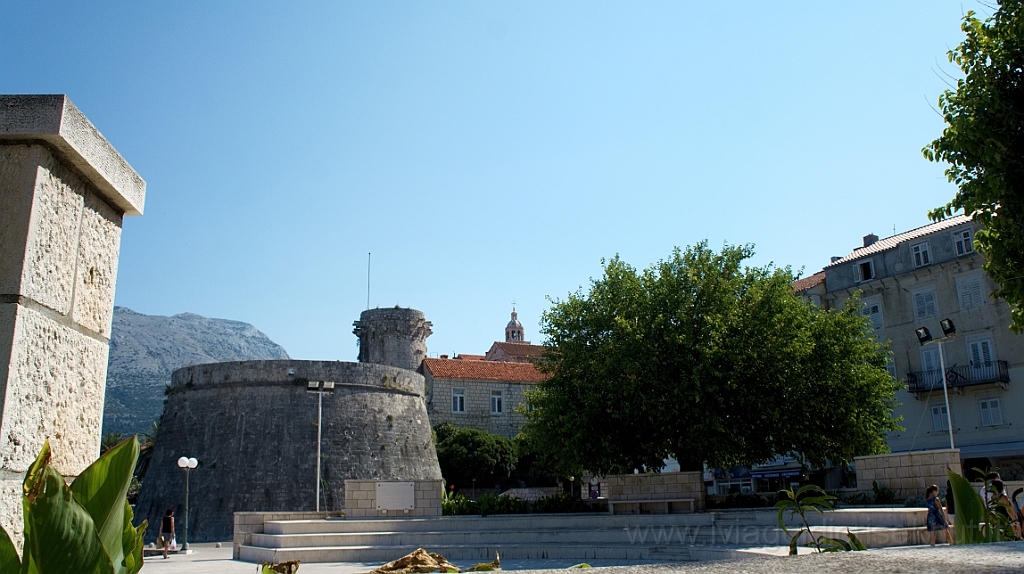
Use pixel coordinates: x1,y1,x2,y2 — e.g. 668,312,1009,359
421,309,547,439
817,215,1024,479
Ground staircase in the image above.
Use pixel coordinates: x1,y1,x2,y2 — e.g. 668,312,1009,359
237,508,932,564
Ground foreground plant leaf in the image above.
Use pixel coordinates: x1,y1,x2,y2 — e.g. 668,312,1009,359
70,437,140,572
0,525,21,572
22,461,112,574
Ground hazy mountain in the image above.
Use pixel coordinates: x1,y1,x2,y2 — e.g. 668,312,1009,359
102,307,290,437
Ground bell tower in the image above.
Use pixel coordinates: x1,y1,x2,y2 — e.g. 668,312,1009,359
505,307,525,343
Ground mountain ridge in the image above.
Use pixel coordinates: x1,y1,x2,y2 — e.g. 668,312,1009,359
103,307,290,436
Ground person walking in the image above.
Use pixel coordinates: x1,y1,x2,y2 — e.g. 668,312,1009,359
156,507,176,559
925,485,954,546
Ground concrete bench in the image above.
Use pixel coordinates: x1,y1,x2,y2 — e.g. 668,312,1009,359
607,498,695,514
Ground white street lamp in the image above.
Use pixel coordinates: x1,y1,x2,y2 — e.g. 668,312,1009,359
916,319,957,450
176,456,198,551
306,381,335,512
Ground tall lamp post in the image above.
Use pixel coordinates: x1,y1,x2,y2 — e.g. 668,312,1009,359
176,456,198,551
307,380,335,512
916,318,957,450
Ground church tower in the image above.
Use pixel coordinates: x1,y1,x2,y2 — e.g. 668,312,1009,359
505,308,526,343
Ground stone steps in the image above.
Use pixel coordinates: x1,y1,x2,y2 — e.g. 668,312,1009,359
237,509,932,564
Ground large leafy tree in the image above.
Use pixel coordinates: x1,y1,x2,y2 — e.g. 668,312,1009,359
924,0,1024,331
519,243,901,477
434,423,518,491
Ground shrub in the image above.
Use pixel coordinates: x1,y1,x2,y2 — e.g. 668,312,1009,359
476,493,528,516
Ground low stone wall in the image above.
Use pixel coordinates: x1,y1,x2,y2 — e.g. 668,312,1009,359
233,511,341,559
598,471,705,512
855,449,962,499
344,479,444,518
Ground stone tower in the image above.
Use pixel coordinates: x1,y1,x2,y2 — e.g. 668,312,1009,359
0,95,145,544
505,307,525,343
353,307,432,371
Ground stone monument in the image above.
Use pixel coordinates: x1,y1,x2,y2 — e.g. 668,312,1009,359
0,95,146,544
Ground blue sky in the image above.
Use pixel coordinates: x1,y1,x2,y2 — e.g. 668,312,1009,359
2,1,979,360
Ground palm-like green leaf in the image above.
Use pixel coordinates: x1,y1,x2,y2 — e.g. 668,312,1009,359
846,529,867,551
948,468,989,544
22,464,112,574
120,501,146,574
0,524,21,572
69,437,139,572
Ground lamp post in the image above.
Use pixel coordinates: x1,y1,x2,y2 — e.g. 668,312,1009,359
916,318,957,450
176,456,197,551
306,380,335,512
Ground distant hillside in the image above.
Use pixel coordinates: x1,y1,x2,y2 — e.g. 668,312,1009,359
103,307,290,437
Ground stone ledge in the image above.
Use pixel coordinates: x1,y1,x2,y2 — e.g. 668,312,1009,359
1,95,145,215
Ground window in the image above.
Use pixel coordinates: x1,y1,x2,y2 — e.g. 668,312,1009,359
912,242,931,267
920,347,942,389
913,286,938,320
452,389,465,413
885,357,897,381
931,404,950,431
860,296,883,330
490,390,503,415
957,274,985,310
979,398,1003,427
954,229,974,256
853,260,875,282
967,337,996,380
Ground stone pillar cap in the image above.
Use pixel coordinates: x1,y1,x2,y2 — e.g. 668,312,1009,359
1,94,146,215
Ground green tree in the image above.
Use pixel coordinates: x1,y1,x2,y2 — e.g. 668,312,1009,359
434,423,518,491
924,0,1024,332
519,243,901,477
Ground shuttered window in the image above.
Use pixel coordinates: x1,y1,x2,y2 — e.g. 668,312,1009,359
931,404,950,431
957,275,985,309
979,399,1003,427
860,296,883,330
913,287,938,320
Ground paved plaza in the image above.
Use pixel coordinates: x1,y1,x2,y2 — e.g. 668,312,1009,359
139,541,1024,574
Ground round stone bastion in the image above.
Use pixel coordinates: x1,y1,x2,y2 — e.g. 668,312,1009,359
134,360,442,542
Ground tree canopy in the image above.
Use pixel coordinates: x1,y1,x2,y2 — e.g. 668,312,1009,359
519,243,902,477
434,423,518,491
924,0,1024,332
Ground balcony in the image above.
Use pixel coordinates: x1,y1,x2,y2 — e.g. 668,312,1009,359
906,361,1010,393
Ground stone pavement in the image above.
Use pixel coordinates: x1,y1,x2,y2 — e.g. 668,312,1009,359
139,541,1024,573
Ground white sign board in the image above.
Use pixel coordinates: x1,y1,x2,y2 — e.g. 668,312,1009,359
376,481,415,510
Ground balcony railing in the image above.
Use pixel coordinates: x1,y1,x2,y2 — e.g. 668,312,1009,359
906,360,1010,393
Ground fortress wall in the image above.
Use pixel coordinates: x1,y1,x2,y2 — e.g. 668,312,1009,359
135,360,442,543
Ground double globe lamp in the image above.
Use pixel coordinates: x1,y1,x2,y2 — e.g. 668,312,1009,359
177,456,198,551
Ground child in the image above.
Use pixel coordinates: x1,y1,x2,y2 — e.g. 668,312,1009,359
925,485,954,546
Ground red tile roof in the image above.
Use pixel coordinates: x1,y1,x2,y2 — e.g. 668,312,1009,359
825,215,973,268
792,271,826,293
489,342,547,358
422,358,547,383
455,354,485,361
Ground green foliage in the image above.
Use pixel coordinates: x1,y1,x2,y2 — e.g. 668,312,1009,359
434,424,518,490
947,468,1012,544
100,433,124,455
441,489,476,516
0,437,147,574
775,485,865,554
520,243,902,476
871,481,900,505
476,493,528,516
924,1,1024,332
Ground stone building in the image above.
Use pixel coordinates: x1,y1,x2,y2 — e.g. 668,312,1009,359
0,95,145,544
134,307,442,542
422,309,547,439
813,215,1024,478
